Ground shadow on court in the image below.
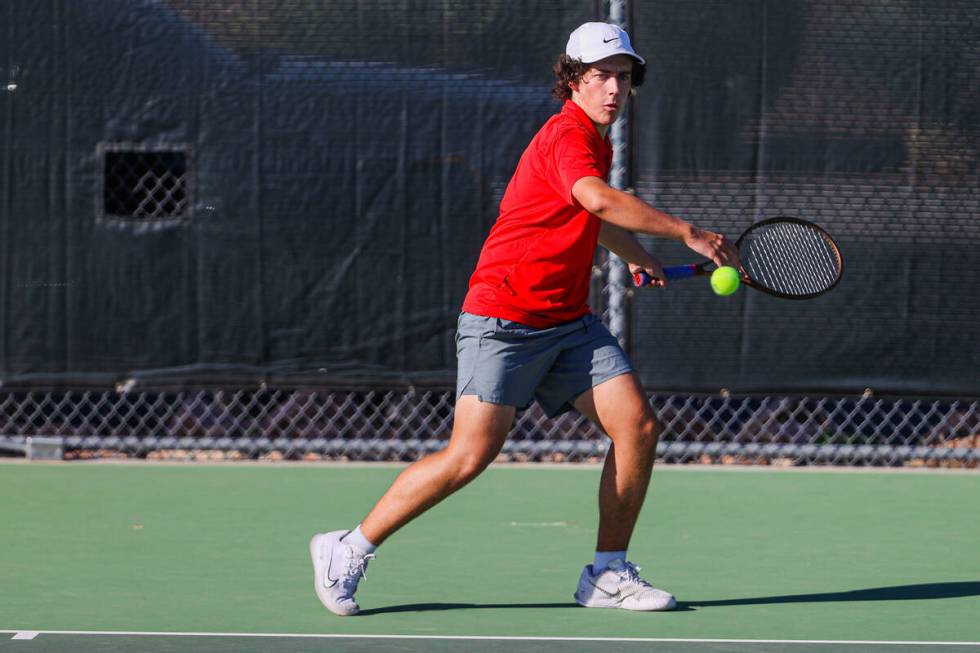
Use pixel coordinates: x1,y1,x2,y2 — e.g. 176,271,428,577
359,582,980,615
359,602,575,615
680,581,980,609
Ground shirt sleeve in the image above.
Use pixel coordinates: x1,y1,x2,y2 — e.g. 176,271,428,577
549,125,606,205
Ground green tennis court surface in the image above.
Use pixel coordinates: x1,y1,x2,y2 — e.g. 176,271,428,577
2,462,978,652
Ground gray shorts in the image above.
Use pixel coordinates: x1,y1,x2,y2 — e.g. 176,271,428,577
455,312,634,417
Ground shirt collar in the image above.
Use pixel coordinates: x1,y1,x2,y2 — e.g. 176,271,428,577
562,100,610,145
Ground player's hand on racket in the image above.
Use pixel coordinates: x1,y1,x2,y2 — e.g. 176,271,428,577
683,227,743,272
628,260,666,288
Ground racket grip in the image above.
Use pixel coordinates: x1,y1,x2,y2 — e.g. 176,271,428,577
632,265,698,286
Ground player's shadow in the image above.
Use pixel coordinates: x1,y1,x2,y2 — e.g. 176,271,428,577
358,582,980,615
358,602,574,615
678,581,980,610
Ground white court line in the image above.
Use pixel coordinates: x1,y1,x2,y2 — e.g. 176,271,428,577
10,631,38,640
2,630,979,646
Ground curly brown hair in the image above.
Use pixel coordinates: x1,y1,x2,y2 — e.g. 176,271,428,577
550,54,646,101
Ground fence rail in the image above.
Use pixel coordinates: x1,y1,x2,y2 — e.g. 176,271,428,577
1,388,976,467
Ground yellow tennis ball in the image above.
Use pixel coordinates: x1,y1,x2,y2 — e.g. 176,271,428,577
710,266,740,296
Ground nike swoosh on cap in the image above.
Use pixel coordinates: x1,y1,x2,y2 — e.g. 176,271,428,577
603,37,618,43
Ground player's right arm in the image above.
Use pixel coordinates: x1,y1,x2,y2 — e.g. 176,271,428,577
572,175,740,269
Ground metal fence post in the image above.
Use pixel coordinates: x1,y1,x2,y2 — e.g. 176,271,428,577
605,0,630,346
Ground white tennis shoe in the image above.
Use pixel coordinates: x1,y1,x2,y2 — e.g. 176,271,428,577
574,559,677,611
310,530,374,616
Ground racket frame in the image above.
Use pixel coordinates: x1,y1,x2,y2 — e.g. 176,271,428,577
633,216,843,300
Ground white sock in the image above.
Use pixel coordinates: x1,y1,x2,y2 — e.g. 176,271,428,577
342,525,378,554
594,550,626,571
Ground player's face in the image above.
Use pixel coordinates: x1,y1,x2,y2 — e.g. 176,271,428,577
570,55,634,134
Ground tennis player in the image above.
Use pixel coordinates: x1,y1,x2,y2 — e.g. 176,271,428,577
311,21,740,616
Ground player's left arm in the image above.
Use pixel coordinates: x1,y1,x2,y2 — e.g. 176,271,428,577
598,222,667,287
573,175,740,269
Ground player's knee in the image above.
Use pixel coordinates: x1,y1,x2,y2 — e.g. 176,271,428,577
449,449,495,486
638,415,662,448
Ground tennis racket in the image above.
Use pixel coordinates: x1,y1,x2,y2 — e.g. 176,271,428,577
633,217,843,300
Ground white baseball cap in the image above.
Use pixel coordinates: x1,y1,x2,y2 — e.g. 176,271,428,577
565,22,645,65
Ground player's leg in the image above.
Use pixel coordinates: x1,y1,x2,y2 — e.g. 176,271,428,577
311,313,553,616
311,395,514,616
572,372,659,553
531,314,674,611
571,372,675,610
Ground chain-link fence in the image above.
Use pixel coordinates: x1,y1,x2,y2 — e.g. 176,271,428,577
0,387,976,467
98,144,191,225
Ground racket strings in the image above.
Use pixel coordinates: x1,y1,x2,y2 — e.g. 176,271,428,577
756,227,838,294
754,230,832,295
742,223,840,297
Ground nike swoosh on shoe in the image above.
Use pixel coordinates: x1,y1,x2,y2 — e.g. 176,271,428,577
589,580,621,598
322,540,340,588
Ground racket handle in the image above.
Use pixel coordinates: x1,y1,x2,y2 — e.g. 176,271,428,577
632,265,698,286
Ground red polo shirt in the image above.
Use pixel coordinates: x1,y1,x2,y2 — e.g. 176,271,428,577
462,100,612,327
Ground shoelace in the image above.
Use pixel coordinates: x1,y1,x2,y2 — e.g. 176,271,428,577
341,552,375,593
620,562,654,589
